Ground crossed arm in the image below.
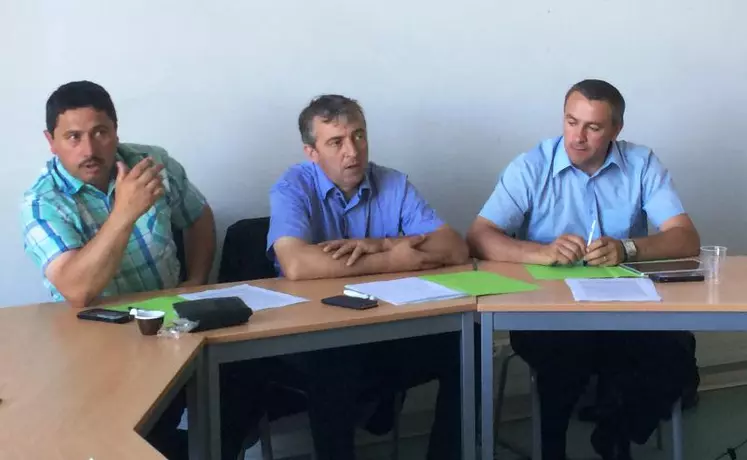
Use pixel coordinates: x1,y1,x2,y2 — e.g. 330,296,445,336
273,225,469,281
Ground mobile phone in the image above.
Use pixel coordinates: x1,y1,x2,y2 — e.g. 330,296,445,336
648,272,705,283
77,308,133,324
321,295,379,310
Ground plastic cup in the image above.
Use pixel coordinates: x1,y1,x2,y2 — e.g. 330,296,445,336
700,246,727,284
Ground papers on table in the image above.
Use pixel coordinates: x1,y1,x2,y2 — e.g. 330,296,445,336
344,277,468,305
564,278,662,302
180,284,308,311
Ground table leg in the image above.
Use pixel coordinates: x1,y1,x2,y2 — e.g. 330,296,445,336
207,348,222,460
461,311,476,460
187,350,209,460
481,313,495,460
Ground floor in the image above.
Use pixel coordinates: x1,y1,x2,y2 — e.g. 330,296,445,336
243,385,747,460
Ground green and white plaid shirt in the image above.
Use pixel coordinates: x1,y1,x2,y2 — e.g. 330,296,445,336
21,143,207,302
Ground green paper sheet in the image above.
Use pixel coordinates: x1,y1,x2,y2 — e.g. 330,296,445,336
524,264,640,280
107,295,185,323
420,271,538,296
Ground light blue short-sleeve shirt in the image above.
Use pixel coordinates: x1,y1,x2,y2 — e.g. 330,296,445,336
478,136,686,243
267,161,444,269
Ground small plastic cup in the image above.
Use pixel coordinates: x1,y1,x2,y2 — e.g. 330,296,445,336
700,246,727,284
133,310,165,336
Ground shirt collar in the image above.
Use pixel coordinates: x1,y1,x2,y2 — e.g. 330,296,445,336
552,138,622,178
51,157,85,195
313,162,373,201
51,150,123,196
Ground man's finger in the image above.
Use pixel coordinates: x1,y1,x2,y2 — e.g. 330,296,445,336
128,158,154,179
561,234,587,248
346,245,366,266
115,161,129,182
320,241,340,252
558,240,584,260
586,238,608,252
332,243,356,260
585,245,613,266
409,234,428,248
555,246,578,265
584,246,607,262
135,163,164,185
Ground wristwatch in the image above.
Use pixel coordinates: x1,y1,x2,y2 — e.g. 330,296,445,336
621,239,638,262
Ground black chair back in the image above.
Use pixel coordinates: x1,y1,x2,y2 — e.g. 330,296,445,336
172,226,188,282
219,217,277,283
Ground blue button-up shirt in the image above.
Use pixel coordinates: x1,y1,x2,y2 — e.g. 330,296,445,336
478,136,685,243
267,161,444,268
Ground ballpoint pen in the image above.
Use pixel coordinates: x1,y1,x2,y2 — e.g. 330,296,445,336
583,219,597,266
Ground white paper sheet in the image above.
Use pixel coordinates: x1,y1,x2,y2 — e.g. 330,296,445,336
180,284,307,311
344,277,467,306
565,278,662,302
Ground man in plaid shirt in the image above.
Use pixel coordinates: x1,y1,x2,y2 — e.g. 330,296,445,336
21,80,215,306
20,81,269,460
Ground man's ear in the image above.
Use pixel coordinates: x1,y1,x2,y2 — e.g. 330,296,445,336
612,121,624,141
43,130,56,155
303,144,318,163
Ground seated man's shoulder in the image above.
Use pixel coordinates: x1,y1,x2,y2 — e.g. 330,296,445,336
615,140,669,175
368,162,407,182
273,162,318,192
617,140,655,161
22,163,73,213
503,136,561,177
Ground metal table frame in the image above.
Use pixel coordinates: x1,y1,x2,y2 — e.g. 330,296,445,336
136,350,210,460
202,311,478,460
479,309,747,460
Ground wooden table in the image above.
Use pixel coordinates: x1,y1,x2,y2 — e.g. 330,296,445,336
0,302,204,460
195,266,478,460
476,257,747,460
1,265,479,460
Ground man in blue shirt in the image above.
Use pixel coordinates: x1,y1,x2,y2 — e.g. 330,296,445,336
467,80,700,460
267,94,469,459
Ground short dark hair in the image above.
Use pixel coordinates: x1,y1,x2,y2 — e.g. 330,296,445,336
298,94,365,146
564,79,625,127
45,81,117,135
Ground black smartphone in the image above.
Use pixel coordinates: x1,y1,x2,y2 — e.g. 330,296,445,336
649,272,705,283
77,308,133,324
321,295,379,310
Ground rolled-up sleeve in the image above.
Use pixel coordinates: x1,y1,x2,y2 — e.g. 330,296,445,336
399,180,444,235
267,180,313,259
478,157,532,235
21,197,84,272
641,152,685,229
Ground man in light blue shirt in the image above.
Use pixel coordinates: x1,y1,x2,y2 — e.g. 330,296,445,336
468,80,700,460
267,94,469,460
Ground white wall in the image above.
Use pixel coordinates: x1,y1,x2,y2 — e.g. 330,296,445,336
1,0,745,307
